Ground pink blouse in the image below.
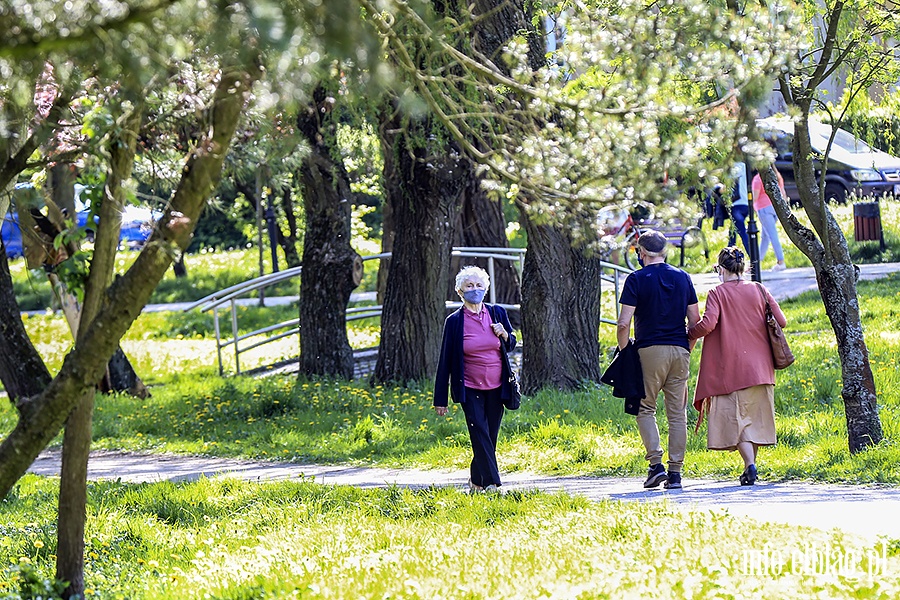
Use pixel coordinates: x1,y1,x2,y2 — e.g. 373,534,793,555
462,307,503,390
688,280,787,408
751,172,786,211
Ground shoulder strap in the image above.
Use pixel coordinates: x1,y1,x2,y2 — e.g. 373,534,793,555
755,282,773,315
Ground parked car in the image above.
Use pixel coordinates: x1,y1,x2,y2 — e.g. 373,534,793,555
757,117,900,204
1,208,24,258
2,183,156,259
74,184,156,248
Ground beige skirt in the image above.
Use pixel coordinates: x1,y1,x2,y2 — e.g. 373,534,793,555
706,384,776,451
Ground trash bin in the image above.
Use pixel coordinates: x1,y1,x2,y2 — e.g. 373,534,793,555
853,202,882,242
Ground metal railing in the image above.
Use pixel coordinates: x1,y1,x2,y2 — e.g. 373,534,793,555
184,246,631,375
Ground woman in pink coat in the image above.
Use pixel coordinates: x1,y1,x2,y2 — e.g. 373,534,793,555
688,247,787,485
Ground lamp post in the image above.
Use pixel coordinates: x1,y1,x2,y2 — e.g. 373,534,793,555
744,160,761,282
265,195,279,274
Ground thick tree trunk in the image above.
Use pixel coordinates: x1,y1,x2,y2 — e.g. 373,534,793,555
519,215,603,393
373,112,467,383
450,170,522,328
56,397,93,597
296,85,360,379
0,242,52,402
0,62,259,499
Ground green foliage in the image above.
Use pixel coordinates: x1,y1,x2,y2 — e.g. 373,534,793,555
828,88,900,156
1,561,68,600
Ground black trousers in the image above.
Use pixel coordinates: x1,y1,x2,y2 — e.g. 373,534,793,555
461,386,504,487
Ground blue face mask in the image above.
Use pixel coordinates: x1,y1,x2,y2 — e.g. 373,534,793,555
462,288,486,304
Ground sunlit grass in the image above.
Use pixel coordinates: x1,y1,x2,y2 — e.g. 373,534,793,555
3,262,899,486
1,476,898,599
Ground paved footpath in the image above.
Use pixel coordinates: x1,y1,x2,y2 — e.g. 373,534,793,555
691,261,900,301
28,450,900,543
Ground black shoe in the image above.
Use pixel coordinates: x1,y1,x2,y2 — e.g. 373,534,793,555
740,464,758,486
643,463,668,488
664,472,682,489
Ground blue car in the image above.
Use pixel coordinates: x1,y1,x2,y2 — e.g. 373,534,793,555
74,185,156,248
2,183,156,259
1,209,24,258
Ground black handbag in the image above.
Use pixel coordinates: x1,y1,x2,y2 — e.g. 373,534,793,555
488,305,521,410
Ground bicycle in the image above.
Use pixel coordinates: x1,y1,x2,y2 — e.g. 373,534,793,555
598,209,642,271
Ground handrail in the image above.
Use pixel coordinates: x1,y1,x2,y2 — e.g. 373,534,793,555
182,264,303,312
187,246,631,375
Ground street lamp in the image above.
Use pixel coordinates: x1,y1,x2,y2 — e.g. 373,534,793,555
744,160,761,282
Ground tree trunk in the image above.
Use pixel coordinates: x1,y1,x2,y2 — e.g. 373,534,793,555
296,85,360,379
372,110,467,383
519,214,603,393
277,184,301,268
55,397,93,598
766,112,884,453
815,263,883,451
172,254,188,277
48,163,77,217
376,192,395,304
0,61,260,499
57,103,143,600
103,350,151,398
0,241,52,402
450,170,522,328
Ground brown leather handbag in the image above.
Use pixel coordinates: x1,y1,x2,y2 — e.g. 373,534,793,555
756,283,795,369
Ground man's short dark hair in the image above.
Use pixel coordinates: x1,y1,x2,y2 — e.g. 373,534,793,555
638,229,667,255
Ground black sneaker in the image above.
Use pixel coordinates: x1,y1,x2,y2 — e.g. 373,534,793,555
664,472,682,489
643,463,668,488
740,464,758,486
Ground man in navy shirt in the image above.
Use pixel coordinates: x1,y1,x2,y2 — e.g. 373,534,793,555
617,230,700,490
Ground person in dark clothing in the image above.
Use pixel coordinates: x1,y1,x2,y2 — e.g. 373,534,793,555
616,230,700,490
433,266,517,492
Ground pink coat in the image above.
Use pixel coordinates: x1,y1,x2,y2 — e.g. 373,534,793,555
688,280,787,410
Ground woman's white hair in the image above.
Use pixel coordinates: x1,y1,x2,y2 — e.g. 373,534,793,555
455,265,490,291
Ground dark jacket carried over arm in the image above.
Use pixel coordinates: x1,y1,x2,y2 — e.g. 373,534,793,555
433,304,517,407
600,341,644,416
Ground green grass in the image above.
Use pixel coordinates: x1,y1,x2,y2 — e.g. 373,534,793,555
2,221,900,598
4,275,898,486
1,476,898,599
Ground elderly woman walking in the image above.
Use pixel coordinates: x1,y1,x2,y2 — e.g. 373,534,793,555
433,266,517,492
688,247,787,485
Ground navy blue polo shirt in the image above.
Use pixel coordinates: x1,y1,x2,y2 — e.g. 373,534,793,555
620,262,698,350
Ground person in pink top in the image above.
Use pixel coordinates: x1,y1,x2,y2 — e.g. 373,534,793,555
751,168,787,271
433,266,517,492
688,247,788,486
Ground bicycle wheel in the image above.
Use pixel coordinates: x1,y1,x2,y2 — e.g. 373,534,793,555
622,231,640,270
678,226,710,270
